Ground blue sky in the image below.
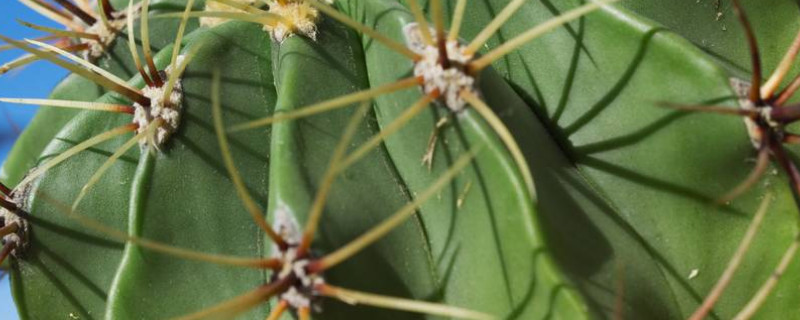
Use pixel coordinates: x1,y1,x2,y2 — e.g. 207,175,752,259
1,1,70,318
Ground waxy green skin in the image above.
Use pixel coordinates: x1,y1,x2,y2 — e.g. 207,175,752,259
622,0,800,80
3,0,800,319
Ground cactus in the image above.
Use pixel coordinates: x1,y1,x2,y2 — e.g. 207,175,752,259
1,0,800,319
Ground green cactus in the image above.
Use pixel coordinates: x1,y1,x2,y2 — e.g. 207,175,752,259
1,0,800,319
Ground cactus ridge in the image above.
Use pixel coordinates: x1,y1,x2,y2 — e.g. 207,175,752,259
654,1,800,317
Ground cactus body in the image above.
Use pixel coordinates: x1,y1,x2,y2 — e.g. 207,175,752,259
2,0,800,319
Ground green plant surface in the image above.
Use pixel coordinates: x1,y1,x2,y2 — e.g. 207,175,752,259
446,0,800,318
266,8,584,319
9,82,138,319
1,74,103,185
335,0,592,318
5,2,586,318
104,21,275,319
620,0,800,82
4,0,800,319
266,18,442,319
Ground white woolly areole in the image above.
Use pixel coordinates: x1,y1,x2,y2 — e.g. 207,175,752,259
272,204,301,249
0,183,32,257
276,250,324,309
201,0,258,27
78,9,131,60
0,208,25,254
133,55,185,148
403,23,476,112
730,78,778,149
282,287,312,309
271,205,324,309
264,1,321,42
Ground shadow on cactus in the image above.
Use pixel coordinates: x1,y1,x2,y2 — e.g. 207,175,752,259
476,0,800,318
659,1,800,319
